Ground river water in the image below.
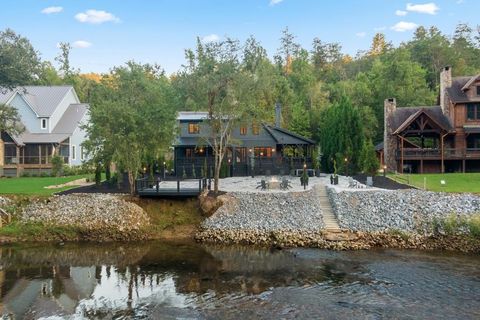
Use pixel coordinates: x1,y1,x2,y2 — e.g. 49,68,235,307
0,241,479,319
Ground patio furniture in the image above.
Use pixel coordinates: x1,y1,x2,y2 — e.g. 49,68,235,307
280,178,292,190
256,179,269,191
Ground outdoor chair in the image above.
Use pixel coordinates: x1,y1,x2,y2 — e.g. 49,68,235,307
280,178,292,190
256,179,269,191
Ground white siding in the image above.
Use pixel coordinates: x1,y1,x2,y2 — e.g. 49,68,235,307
9,93,42,132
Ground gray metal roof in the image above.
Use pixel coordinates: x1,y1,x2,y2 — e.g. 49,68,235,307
177,111,209,121
52,104,89,134
12,132,70,145
0,86,75,116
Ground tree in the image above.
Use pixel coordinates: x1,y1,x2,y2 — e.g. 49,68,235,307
84,61,176,194
177,38,258,194
0,29,40,89
360,140,379,176
0,103,24,136
319,97,365,174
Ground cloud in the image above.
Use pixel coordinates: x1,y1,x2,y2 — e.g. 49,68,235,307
395,10,408,16
72,40,92,48
269,0,283,5
406,2,439,15
75,9,120,24
41,6,63,14
202,34,220,43
356,32,366,38
391,21,418,32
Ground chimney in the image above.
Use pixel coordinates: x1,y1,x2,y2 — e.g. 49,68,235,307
275,102,282,127
440,66,452,115
384,98,397,172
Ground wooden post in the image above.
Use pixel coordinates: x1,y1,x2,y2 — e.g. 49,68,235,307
420,159,424,174
177,180,180,193
156,179,159,193
462,159,466,173
16,146,20,177
400,136,404,174
441,132,448,174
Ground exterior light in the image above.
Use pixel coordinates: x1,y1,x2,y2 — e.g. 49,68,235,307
344,157,348,162
163,161,166,165
303,163,307,169
143,167,146,172
260,152,264,156
228,158,231,163
271,148,275,152
249,148,253,153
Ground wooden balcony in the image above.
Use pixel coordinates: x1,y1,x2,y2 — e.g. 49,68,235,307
396,148,480,160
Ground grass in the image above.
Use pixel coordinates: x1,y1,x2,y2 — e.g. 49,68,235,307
389,173,480,193
0,174,94,196
431,213,480,238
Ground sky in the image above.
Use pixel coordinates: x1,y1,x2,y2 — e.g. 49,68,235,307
1,0,478,75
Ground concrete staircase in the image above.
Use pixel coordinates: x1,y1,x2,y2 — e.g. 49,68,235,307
316,185,341,231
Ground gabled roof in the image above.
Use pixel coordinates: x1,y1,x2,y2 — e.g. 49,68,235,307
388,106,453,134
0,86,76,117
52,104,89,134
461,74,480,91
446,76,480,103
263,124,315,145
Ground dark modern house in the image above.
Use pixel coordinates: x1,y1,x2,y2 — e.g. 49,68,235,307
383,66,480,173
173,105,316,177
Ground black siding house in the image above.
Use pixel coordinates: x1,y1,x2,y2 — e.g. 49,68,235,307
174,105,316,177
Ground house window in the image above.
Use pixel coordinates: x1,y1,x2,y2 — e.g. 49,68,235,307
240,125,247,135
236,147,247,163
185,148,194,158
467,104,480,120
254,147,273,157
188,123,200,134
71,145,76,160
477,86,480,96
252,124,260,135
41,118,47,130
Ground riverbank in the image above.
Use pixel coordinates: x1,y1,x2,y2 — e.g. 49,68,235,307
0,194,203,243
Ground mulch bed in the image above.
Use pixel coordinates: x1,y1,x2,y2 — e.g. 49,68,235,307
352,174,413,190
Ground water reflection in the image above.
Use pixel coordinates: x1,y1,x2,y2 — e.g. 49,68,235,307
0,242,479,319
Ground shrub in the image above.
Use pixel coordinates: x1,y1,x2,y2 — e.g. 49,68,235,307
467,214,480,238
51,155,64,176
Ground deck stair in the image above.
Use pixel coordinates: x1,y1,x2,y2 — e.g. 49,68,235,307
316,185,341,232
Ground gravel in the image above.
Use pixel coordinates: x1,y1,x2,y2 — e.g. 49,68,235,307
328,187,480,233
202,187,324,232
21,193,150,232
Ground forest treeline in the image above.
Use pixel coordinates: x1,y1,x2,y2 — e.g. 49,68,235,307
1,24,480,189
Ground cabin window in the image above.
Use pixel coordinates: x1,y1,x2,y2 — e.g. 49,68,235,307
477,86,480,96
185,148,194,158
467,104,480,120
41,118,47,130
71,145,76,160
240,125,247,135
252,123,260,135
188,123,200,134
254,147,273,157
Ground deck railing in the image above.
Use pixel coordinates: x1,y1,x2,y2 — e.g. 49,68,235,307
135,176,208,195
396,148,480,160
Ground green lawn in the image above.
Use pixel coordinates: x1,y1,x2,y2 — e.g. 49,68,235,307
389,173,480,193
0,175,93,196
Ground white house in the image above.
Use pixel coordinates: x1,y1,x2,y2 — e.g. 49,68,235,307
0,86,90,176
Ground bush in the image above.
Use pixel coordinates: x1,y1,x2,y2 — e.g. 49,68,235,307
51,155,64,176
467,214,480,238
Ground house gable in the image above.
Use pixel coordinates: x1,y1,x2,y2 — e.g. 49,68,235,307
8,92,45,133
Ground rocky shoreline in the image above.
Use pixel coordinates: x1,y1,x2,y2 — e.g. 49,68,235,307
195,229,480,252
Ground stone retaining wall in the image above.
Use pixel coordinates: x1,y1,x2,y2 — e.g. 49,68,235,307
327,187,480,233
202,188,324,232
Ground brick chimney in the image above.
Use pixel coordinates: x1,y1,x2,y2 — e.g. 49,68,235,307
275,102,282,127
384,98,397,172
440,66,452,116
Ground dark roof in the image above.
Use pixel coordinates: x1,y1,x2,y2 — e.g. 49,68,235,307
174,137,205,146
388,106,453,133
263,124,315,145
375,142,384,151
446,76,480,103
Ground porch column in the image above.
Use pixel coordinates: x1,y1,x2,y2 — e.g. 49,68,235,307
462,159,466,173
16,146,20,177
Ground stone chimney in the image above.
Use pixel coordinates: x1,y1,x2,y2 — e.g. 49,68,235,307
440,66,452,116
384,98,397,172
275,102,282,128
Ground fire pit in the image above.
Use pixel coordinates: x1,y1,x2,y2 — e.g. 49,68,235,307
269,176,280,189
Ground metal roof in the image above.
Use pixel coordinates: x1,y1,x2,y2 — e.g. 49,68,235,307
0,86,75,117
263,124,316,145
177,112,209,121
52,104,89,134
12,132,70,145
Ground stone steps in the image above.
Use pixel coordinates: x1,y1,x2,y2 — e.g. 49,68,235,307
316,185,341,231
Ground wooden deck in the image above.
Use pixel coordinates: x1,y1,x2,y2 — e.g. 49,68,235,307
136,177,208,198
